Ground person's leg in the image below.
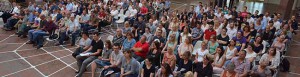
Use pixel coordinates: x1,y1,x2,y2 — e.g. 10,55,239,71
76,55,88,72
28,29,35,42
71,30,79,46
77,56,97,77
58,31,66,45
72,47,84,58
91,61,97,77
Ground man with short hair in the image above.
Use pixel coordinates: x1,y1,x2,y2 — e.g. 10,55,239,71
132,35,150,62
76,33,104,77
112,29,125,44
231,50,250,77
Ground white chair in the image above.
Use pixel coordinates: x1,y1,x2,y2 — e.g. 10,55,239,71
115,14,125,29
106,35,114,43
193,41,203,53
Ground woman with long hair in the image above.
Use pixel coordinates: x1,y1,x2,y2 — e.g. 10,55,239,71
156,63,174,77
147,41,162,67
178,36,193,59
212,46,226,74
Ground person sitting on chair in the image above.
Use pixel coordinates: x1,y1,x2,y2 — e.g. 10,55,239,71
56,14,80,46
26,14,48,49
2,14,20,31
72,32,92,58
76,32,104,77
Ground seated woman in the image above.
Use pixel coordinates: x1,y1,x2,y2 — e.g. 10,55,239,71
177,36,193,59
162,47,177,70
271,35,286,56
217,28,229,48
180,26,192,44
122,32,136,50
208,35,219,56
141,56,155,77
193,55,213,77
120,50,139,77
147,41,162,67
173,51,192,77
192,41,209,63
259,47,280,74
244,45,257,63
251,36,263,55
250,60,272,77
90,41,113,77
225,40,238,62
162,34,178,54
220,61,236,77
156,63,174,77
212,46,226,74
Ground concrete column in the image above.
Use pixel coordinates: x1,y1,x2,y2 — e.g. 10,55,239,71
279,0,294,19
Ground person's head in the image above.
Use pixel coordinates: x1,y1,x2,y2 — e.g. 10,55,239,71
138,16,144,22
203,55,210,64
243,25,250,32
140,35,147,43
208,24,214,30
126,32,134,39
116,29,122,36
243,6,247,12
124,21,130,27
255,36,262,43
259,59,269,68
225,61,236,73
237,31,243,38
92,32,100,40
152,41,160,49
221,28,227,35
171,25,178,31
229,22,234,28
269,20,274,26
161,63,172,76
184,71,193,77
216,46,225,57
182,51,191,60
123,49,133,59
82,32,89,39
105,40,113,49
247,44,254,51
196,23,201,28
169,34,176,42
145,56,154,65
156,29,162,36
210,35,216,42
185,36,192,44
201,41,208,49
279,35,285,42
238,50,247,59
113,43,121,52
145,27,150,33
268,47,277,56
183,26,189,33
229,40,236,46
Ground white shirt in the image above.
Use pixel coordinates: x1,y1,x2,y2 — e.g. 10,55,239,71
68,20,80,31
247,17,255,24
227,27,237,40
12,6,20,14
214,12,221,18
245,50,257,59
201,24,209,31
129,9,137,17
224,14,232,19
110,9,119,19
274,20,282,30
192,48,209,62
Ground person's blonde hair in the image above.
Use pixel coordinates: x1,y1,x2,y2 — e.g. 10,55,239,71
184,71,193,77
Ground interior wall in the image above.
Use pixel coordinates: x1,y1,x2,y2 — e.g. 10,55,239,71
264,0,280,5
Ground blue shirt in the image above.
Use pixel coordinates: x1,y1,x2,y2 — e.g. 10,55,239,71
66,3,73,11
122,39,136,50
28,13,36,23
261,18,268,30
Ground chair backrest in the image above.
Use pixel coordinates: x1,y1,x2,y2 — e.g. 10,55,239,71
193,41,203,53
107,35,114,43
262,40,268,53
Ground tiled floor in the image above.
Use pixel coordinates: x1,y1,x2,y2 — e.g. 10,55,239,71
0,0,299,77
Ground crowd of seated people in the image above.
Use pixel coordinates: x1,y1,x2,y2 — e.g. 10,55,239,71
1,0,298,77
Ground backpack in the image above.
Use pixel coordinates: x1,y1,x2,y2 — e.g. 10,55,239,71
279,58,290,72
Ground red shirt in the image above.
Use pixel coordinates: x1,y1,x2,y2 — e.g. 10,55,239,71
140,6,148,15
204,29,216,40
133,41,149,58
240,12,248,18
98,12,106,18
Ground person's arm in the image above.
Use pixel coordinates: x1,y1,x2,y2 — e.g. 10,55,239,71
193,71,198,77
91,48,102,56
83,46,93,53
161,41,169,53
239,62,250,77
280,44,285,52
215,56,226,68
141,68,144,77
121,67,125,76
240,43,246,52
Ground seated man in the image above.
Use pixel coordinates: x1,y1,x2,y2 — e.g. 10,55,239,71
56,15,80,46
132,35,150,62
100,43,124,77
76,32,104,77
231,50,251,77
72,32,92,58
26,15,49,49
2,14,20,31
112,28,125,45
